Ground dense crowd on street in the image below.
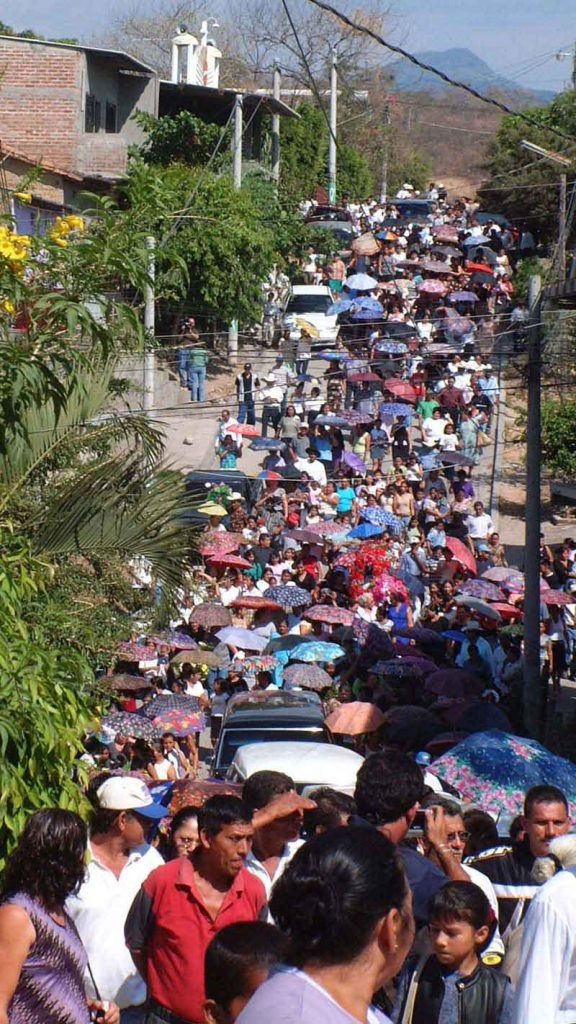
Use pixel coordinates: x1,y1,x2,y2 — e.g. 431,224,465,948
2,186,576,1024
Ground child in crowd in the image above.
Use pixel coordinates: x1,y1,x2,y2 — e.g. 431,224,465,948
203,921,287,1024
393,881,513,1024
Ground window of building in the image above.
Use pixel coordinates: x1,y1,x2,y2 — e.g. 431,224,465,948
85,93,101,133
105,102,117,134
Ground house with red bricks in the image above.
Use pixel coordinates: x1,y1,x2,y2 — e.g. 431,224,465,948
0,35,157,227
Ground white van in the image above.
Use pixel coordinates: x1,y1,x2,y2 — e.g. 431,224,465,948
226,741,363,796
282,285,339,345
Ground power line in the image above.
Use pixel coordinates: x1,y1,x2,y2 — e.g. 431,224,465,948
305,0,576,148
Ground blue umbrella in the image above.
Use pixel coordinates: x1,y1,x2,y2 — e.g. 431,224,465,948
346,273,379,290
353,296,384,314
463,235,490,247
432,730,576,818
441,629,467,643
361,507,404,534
250,438,283,450
314,415,350,427
350,308,386,322
266,585,312,609
347,522,384,540
316,352,350,362
328,299,354,315
449,291,477,303
420,452,441,470
379,402,414,418
289,641,346,663
374,340,408,355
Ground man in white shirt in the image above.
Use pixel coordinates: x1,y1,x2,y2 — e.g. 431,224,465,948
466,501,494,545
259,375,284,437
66,777,164,1024
512,839,576,1024
294,448,327,486
421,409,448,448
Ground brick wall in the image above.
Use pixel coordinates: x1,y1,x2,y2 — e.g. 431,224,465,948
0,41,82,174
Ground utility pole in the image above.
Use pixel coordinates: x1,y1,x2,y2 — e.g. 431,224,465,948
328,50,337,203
559,172,567,282
379,101,391,205
232,93,243,190
229,94,243,363
523,274,543,739
143,235,155,413
271,67,281,186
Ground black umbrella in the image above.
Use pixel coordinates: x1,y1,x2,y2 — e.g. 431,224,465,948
143,694,202,720
264,634,318,654
469,271,494,287
277,465,304,480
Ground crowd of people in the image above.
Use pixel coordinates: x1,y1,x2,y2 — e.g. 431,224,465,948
2,188,576,1024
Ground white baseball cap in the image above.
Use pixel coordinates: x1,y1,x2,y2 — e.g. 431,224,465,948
96,777,166,819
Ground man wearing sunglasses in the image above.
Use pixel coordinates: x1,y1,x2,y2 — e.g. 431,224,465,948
421,795,504,963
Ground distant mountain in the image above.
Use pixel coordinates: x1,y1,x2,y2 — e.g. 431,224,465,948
390,47,556,104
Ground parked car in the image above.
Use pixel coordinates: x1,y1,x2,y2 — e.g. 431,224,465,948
393,199,435,223
226,741,364,795
211,691,330,779
306,205,353,224
282,284,339,345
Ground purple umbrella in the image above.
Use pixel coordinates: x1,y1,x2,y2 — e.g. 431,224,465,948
425,669,485,699
458,579,503,602
341,409,375,426
342,451,367,473
449,291,477,302
143,694,202,720
266,585,312,609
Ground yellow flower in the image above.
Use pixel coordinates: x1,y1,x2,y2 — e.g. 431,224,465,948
1,299,15,314
14,192,32,204
53,237,68,248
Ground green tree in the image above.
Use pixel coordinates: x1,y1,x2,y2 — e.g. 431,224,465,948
478,90,576,242
135,110,231,168
388,150,433,197
0,537,98,862
337,142,374,200
541,398,576,479
280,104,328,203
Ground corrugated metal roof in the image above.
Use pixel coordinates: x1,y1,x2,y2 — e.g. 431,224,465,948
160,80,299,119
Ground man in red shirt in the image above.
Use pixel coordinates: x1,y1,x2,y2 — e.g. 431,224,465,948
125,796,266,1024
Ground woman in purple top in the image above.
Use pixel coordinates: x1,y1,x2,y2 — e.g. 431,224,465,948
0,809,119,1024
237,827,415,1024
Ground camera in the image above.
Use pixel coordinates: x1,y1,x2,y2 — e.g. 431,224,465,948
407,809,427,837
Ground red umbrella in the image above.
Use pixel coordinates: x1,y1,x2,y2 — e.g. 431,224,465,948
208,553,252,569
230,596,283,610
326,702,386,735
226,423,260,437
384,379,417,403
348,372,382,384
304,605,355,626
465,262,494,275
425,669,484,699
490,602,522,621
445,537,477,576
200,543,239,558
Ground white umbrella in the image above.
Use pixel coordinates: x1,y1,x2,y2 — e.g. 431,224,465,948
346,273,379,291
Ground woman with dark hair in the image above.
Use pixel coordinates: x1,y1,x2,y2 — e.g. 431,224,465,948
0,809,118,1024
237,827,414,1023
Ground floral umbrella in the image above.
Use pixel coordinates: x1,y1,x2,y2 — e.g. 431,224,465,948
541,590,573,606
116,642,156,663
266,585,312,609
289,641,345,663
304,605,355,626
170,778,242,813
481,566,522,583
374,340,409,355
153,710,206,736
150,632,198,649
361,507,404,534
432,730,576,817
188,603,232,629
326,701,386,735
373,573,410,604
417,280,448,296
102,713,158,741
229,596,283,611
379,402,414,417
170,649,228,668
233,654,279,673
282,663,333,690
143,694,202,719
205,531,246,548
226,423,260,437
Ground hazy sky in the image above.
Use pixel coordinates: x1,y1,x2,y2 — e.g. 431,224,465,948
1,0,573,93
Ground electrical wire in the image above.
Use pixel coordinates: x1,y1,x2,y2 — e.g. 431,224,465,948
304,0,576,148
